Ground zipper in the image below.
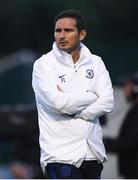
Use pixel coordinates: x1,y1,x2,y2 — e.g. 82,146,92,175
74,65,77,72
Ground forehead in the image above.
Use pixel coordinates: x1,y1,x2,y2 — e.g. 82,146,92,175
55,17,77,28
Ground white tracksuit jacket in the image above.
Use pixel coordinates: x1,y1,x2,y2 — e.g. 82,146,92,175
32,42,114,169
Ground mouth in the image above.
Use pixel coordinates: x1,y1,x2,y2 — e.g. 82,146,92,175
59,41,68,46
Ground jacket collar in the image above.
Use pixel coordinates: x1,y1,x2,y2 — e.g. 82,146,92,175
52,41,93,67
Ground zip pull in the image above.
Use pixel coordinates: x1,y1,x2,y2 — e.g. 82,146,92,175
74,65,77,72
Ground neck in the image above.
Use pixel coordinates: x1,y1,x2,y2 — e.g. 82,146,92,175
69,45,80,64
71,50,80,64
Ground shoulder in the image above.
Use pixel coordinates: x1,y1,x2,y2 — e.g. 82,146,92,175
89,53,105,67
88,53,108,74
33,51,55,70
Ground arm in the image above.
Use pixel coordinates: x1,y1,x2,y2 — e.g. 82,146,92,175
32,60,97,115
75,59,114,121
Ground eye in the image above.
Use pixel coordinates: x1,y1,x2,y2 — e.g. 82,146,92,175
64,28,74,32
55,29,62,33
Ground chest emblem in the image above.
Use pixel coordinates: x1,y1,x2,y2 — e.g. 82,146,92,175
59,74,66,83
86,69,94,79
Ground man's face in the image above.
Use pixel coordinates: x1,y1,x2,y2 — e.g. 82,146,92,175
54,17,82,53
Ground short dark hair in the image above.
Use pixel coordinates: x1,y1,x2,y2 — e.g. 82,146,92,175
54,10,86,32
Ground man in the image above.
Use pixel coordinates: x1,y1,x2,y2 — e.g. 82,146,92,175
104,72,138,179
32,10,114,179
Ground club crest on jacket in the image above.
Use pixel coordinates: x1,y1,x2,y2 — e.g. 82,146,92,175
86,69,94,79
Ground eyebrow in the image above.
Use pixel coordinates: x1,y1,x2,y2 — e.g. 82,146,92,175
55,28,74,32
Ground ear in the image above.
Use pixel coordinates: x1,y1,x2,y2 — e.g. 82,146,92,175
79,30,87,41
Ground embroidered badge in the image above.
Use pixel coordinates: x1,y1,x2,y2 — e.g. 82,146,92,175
86,69,94,79
59,74,66,83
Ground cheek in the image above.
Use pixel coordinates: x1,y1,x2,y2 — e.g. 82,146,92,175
69,35,79,43
54,35,58,41
54,33,59,41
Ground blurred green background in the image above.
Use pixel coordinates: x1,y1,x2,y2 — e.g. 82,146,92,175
0,0,138,104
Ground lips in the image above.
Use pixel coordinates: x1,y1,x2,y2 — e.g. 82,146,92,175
59,41,68,45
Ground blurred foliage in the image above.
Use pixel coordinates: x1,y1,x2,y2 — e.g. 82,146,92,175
0,0,138,82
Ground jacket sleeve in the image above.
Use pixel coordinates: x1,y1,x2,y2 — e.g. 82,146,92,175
32,60,97,115
75,59,114,121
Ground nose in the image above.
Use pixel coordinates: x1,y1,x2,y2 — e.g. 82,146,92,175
59,30,66,38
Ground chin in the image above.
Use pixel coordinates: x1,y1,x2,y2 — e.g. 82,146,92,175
60,47,69,52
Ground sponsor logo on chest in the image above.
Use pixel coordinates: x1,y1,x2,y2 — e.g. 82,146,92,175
59,74,66,83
